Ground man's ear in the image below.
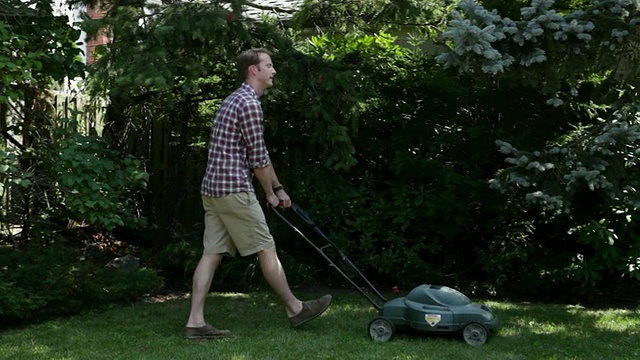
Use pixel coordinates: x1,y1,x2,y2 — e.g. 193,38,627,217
248,64,258,75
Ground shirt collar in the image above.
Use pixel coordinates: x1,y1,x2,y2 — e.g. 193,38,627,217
242,82,260,99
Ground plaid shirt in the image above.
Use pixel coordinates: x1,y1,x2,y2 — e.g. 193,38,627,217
201,83,270,197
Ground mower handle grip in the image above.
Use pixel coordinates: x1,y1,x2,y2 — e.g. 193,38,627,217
269,202,315,226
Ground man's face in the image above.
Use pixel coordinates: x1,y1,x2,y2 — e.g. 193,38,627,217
255,53,276,88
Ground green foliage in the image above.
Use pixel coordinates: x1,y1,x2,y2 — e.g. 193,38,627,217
490,105,640,293
0,0,159,328
481,0,593,16
0,149,32,193
436,0,640,295
64,0,640,303
569,217,640,285
73,0,378,245
77,0,256,99
291,0,455,34
492,108,640,212
267,32,488,288
49,119,149,230
1,118,149,231
144,238,201,287
0,23,40,103
0,239,163,326
437,0,640,103
0,0,84,104
263,32,379,170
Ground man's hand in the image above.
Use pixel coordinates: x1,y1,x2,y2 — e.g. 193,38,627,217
266,193,281,208
276,189,291,208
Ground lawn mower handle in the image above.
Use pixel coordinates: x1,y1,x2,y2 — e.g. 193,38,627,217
269,202,388,310
291,203,316,227
277,202,316,227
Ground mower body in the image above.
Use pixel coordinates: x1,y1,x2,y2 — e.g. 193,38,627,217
371,284,499,344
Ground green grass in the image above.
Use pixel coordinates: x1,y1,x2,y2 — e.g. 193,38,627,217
1,290,639,360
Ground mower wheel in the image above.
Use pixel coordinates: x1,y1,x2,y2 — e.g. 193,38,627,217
368,317,395,342
462,322,488,346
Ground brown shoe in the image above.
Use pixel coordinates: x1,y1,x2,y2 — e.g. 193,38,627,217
184,324,231,339
289,294,332,328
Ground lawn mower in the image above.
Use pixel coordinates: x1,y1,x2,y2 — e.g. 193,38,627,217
270,203,500,345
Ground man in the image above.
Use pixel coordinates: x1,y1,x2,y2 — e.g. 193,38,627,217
184,48,332,339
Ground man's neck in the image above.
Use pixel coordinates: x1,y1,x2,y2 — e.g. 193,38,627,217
245,79,264,96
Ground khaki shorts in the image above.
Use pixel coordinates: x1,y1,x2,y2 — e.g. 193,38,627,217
201,192,275,257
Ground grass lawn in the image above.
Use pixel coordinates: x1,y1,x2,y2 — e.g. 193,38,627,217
1,289,638,360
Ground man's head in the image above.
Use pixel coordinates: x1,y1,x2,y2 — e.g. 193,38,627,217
238,48,276,95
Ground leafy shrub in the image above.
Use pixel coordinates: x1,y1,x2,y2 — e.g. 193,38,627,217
1,118,148,235
0,238,162,327
46,118,149,230
144,238,201,289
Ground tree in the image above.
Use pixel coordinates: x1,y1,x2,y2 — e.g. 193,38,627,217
437,0,640,292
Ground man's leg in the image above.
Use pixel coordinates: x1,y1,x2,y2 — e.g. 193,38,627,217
221,192,332,327
183,196,235,338
258,246,303,317
186,253,223,327
258,246,332,327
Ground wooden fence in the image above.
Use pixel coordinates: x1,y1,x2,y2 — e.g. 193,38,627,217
50,90,107,135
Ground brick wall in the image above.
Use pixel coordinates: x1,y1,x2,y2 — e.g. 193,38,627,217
85,2,110,64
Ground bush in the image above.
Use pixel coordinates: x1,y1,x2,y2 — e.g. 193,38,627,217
0,239,163,327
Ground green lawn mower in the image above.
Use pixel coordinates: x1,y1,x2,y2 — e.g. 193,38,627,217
271,203,500,346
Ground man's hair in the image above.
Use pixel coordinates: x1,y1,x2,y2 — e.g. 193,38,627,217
238,48,272,80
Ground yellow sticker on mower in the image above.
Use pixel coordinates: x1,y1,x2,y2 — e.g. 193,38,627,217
425,314,441,327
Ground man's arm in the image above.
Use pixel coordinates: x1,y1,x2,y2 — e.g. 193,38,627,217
238,99,291,207
254,157,291,207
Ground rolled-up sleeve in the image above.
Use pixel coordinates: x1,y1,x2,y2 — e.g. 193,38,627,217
239,99,270,169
